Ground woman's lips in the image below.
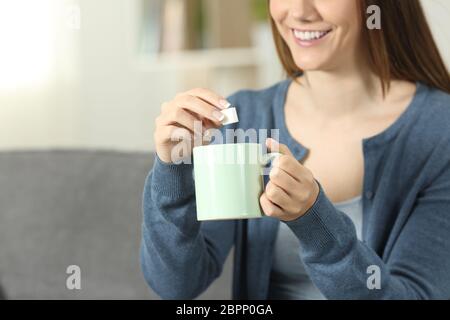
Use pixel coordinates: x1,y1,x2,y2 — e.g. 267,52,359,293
291,28,332,47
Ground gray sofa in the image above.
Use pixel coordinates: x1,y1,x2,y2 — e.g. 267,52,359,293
0,150,232,299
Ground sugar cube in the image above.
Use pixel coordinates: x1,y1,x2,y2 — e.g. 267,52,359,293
220,107,239,125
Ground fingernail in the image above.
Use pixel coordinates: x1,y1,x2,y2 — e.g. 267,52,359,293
203,129,212,141
272,157,280,167
213,111,225,121
271,166,279,175
219,99,231,109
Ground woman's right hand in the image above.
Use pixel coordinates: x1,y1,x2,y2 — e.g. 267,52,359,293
154,88,231,164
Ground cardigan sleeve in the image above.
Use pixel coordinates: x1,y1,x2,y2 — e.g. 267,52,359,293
139,91,246,299
285,162,450,299
140,155,235,299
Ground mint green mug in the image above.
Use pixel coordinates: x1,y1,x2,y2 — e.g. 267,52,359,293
193,143,281,221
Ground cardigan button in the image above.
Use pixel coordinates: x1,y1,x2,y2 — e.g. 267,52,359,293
365,191,374,200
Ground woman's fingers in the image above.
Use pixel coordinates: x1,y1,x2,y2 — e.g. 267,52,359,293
185,87,230,110
273,156,305,182
201,118,217,131
269,166,298,196
264,181,291,209
266,137,293,157
175,94,225,126
262,137,321,219
159,108,203,135
155,88,228,163
259,192,283,218
266,138,313,183
154,125,193,145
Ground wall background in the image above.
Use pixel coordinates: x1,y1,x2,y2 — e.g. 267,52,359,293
0,0,449,152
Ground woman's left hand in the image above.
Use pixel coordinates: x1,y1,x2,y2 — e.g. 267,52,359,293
260,138,320,222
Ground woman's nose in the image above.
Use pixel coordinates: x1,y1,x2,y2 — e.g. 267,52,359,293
289,0,319,23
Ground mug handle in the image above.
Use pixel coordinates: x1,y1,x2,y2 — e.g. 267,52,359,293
260,152,282,175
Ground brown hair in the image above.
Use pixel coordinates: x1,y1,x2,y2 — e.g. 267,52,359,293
269,0,450,94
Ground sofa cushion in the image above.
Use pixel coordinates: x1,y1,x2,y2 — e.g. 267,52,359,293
0,150,232,299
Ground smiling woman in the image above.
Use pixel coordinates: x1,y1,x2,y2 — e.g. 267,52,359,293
292,29,331,43
141,0,450,300
269,0,450,94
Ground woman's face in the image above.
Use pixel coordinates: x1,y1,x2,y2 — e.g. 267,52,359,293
270,0,363,72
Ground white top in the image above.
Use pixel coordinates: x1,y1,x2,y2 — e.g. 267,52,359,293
268,195,363,300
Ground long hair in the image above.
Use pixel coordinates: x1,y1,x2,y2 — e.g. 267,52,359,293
269,0,450,94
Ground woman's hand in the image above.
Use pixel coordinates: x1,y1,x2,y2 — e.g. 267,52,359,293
154,88,230,164
260,138,320,222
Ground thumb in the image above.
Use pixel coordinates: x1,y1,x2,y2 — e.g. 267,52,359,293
266,138,293,157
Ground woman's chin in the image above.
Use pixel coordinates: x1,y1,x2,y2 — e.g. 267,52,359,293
294,64,324,72
293,58,329,72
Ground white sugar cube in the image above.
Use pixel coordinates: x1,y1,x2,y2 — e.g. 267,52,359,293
220,107,239,125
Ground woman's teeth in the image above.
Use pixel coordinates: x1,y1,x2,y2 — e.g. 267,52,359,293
293,29,330,41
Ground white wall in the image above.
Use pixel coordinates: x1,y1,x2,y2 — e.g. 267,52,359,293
0,0,448,152
0,0,83,149
422,0,450,68
0,0,177,152
0,0,269,152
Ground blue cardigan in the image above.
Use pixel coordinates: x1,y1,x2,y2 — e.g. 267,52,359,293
141,79,450,299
